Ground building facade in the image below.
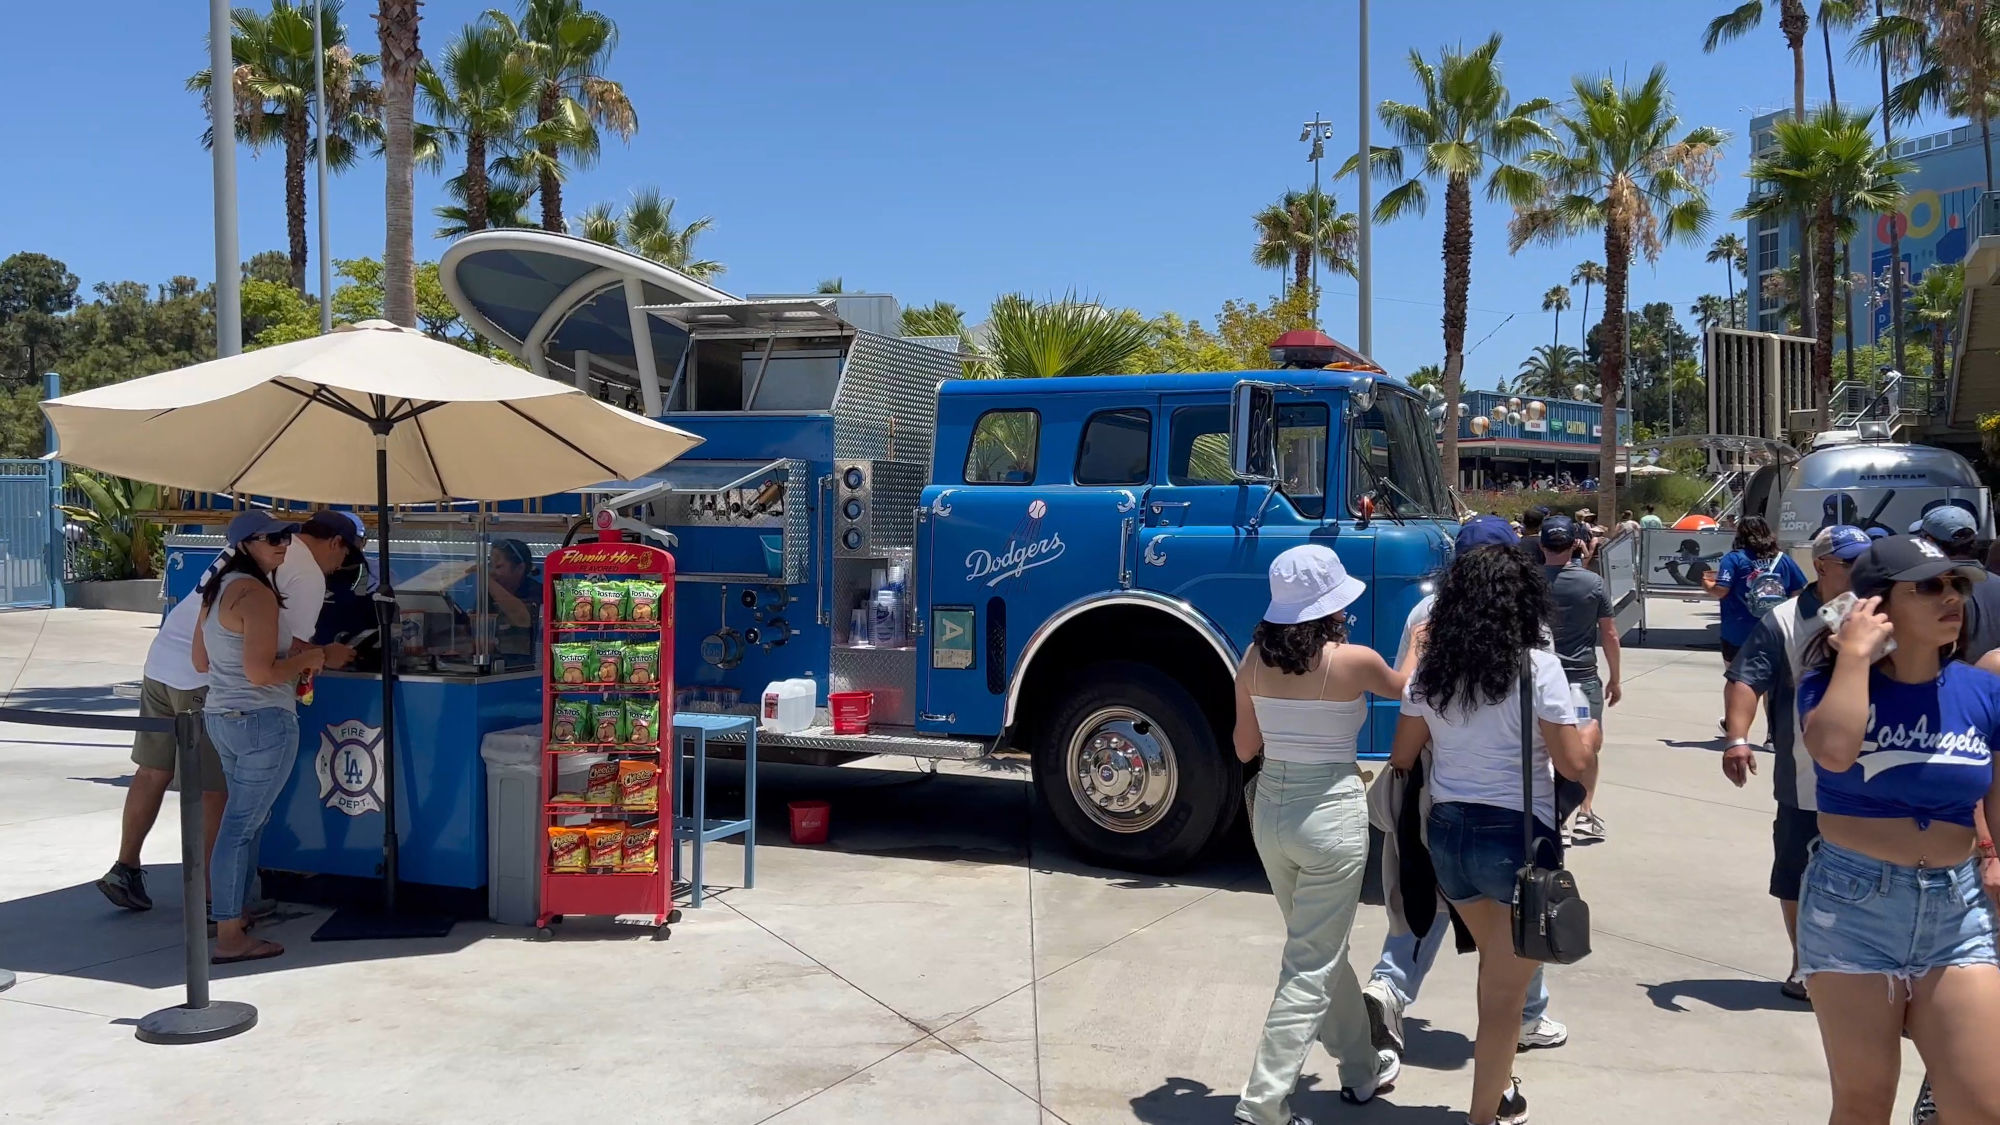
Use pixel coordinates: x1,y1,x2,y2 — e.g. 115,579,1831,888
1453,388,1631,488
1706,326,1816,466
1744,108,1989,345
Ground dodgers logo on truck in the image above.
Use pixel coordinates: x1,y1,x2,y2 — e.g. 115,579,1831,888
965,499,1066,586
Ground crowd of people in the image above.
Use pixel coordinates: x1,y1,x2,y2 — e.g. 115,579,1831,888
1230,500,2000,1125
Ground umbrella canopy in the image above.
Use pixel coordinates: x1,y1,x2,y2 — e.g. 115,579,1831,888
1618,463,1675,477
42,320,702,504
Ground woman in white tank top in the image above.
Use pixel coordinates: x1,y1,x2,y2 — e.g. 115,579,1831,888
1232,545,1418,1125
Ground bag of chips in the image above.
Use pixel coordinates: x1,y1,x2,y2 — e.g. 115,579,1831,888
617,760,658,811
623,699,659,745
627,581,664,624
549,698,591,744
584,761,620,804
547,826,587,872
620,825,659,872
554,579,588,623
551,643,593,685
585,823,626,868
589,641,626,685
591,581,628,623
623,642,660,685
592,701,625,744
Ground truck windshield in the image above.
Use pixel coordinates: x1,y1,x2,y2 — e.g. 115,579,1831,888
1349,392,1449,517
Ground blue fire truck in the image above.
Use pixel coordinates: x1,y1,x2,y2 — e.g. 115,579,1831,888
607,300,1456,871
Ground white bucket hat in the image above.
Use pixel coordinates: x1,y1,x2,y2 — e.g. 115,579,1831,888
1263,544,1366,625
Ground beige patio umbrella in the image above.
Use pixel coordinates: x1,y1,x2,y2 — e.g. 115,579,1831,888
42,320,702,938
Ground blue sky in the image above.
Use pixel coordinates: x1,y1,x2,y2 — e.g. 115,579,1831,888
0,0,1946,387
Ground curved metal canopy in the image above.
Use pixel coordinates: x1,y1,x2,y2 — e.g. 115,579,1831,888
439,229,735,415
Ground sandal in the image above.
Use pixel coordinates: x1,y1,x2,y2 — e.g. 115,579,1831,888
211,938,283,964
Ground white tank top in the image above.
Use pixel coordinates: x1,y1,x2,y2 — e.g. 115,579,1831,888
1248,647,1367,764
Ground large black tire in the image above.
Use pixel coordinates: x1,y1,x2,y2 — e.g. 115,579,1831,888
1032,661,1234,873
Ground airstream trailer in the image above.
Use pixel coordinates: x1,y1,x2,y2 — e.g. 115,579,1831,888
1743,431,1992,547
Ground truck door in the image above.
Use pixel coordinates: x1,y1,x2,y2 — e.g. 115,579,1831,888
1137,394,1378,657
916,398,1152,735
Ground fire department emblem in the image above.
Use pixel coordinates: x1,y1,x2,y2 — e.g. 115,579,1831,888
315,719,384,817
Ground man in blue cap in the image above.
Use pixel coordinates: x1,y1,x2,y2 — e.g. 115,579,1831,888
1909,505,2000,663
1720,523,1868,1002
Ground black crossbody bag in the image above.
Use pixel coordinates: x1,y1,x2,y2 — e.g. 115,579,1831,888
1511,656,1592,964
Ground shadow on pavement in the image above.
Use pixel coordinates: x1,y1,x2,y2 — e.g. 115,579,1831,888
1643,977,1805,1013
1632,626,1719,652
1400,1016,1474,1071
1129,1075,1464,1123
0,684,144,714
65,775,134,789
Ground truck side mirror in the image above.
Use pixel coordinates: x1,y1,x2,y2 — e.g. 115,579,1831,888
1230,382,1277,482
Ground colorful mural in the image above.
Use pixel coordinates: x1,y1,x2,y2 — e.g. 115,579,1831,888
1865,183,1979,343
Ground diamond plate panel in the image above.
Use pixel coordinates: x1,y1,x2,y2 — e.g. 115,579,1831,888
830,645,920,725
832,332,954,466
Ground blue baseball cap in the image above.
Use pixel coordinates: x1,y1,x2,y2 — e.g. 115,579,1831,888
1911,505,1978,546
1456,514,1520,552
1810,524,1871,561
1865,526,1891,540
224,510,300,546
1539,515,1578,552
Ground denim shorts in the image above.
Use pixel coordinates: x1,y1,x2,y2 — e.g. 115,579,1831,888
1796,839,2000,984
1427,800,1560,905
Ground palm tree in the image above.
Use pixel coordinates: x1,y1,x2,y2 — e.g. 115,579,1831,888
1706,232,1749,327
189,1,380,294
417,21,536,234
1703,0,1814,121
1542,284,1572,347
1905,261,1965,385
1407,363,1444,389
1570,260,1605,350
972,294,1151,381
1858,2,2000,190
901,301,967,338
1690,293,1732,331
1347,34,1553,491
1516,343,1588,398
377,0,420,327
575,188,723,280
1738,106,1912,428
1511,65,1727,519
815,278,846,294
488,0,636,232
435,176,536,237
1251,189,1359,294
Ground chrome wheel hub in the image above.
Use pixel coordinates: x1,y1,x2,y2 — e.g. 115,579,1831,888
1066,706,1177,835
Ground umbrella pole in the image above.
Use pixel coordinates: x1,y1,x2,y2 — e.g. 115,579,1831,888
374,430,400,914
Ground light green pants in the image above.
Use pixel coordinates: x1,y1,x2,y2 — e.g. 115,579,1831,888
1236,760,1375,1125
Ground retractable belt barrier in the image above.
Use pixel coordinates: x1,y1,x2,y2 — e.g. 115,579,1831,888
0,706,257,1043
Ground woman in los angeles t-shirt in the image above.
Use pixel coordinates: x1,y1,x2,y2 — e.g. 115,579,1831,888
1797,536,2000,1123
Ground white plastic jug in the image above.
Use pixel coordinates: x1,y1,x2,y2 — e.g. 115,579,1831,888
761,678,816,734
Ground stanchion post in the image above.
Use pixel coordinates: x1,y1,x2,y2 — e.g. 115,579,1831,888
135,710,257,1044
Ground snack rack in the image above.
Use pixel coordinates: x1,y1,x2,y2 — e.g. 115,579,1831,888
534,518,678,940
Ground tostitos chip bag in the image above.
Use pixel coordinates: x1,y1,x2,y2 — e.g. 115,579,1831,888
592,701,625,744
620,825,659,871
551,643,592,684
627,581,664,623
555,579,591,623
623,699,659,745
589,641,626,685
547,826,587,872
591,582,628,623
549,698,590,744
622,642,660,685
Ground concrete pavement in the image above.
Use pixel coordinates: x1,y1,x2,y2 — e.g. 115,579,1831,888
0,602,1921,1123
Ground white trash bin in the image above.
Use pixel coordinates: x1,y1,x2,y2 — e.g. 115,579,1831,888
479,725,546,927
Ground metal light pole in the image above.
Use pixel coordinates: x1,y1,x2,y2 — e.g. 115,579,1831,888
210,0,240,357
1357,0,1373,356
312,0,332,333
1301,113,1335,329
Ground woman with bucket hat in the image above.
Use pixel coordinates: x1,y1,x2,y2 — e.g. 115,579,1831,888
1232,545,1410,1124
192,511,327,964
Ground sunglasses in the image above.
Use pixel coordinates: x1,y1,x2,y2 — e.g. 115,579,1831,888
249,531,293,547
1910,574,1973,597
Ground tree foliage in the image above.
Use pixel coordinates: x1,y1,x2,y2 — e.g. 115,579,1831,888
1130,287,1319,374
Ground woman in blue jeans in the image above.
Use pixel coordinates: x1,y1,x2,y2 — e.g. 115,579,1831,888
1393,545,1588,1125
192,511,324,963
1232,545,1415,1125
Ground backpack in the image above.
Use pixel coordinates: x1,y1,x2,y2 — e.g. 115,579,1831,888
1746,556,1791,618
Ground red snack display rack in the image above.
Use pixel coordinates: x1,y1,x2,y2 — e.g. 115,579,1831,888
534,521,677,940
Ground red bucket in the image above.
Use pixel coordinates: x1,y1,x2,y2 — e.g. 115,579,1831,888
829,691,873,735
788,800,831,845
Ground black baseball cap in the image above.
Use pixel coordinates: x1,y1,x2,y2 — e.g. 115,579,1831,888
301,509,367,549
1539,515,1577,552
1849,535,1988,599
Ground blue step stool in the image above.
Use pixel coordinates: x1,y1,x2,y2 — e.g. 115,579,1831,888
669,713,757,907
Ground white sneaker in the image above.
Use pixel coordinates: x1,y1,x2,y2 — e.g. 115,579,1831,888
1340,1048,1402,1104
1361,976,1405,1056
1572,812,1607,841
1517,1015,1569,1051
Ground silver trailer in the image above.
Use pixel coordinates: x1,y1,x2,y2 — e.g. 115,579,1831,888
1742,430,1992,548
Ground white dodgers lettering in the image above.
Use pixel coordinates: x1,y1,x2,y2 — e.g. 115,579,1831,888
1855,704,1992,781
966,532,1066,587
